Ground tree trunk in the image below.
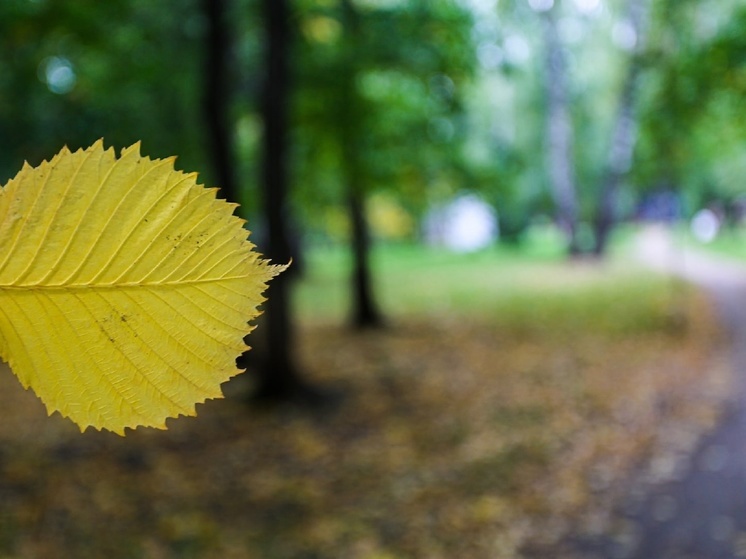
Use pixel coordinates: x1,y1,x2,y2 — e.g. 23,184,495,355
348,187,384,328
340,0,384,329
592,72,638,256
252,0,308,401
541,6,581,256
202,0,238,203
593,0,651,256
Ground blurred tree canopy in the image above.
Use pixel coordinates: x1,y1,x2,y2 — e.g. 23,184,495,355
291,0,476,226
2,0,746,252
0,0,208,181
634,0,746,212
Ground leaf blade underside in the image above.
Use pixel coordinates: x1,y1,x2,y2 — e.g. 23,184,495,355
0,141,283,434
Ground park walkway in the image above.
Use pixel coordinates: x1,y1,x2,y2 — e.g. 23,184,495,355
569,227,746,558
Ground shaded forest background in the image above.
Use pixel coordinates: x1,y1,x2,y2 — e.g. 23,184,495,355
3,0,746,394
4,0,746,241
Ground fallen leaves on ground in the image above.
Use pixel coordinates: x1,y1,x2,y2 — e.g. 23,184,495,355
0,280,732,559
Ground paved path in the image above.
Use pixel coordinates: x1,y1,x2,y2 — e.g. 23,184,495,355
569,228,746,558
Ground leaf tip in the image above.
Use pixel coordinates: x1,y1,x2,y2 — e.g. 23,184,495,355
121,141,143,158
274,258,292,276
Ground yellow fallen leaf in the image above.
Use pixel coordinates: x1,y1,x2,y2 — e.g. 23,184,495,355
0,140,284,434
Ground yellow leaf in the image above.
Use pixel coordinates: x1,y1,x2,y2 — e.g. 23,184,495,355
0,140,285,434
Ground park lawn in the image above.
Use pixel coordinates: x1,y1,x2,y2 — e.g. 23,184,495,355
0,241,733,559
296,227,672,328
688,225,746,261
295,226,568,324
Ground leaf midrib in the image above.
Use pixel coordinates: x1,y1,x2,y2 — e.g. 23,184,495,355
0,275,248,291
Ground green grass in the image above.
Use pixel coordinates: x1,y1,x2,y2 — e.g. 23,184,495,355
687,225,746,260
294,228,565,324
295,226,684,334
654,221,746,262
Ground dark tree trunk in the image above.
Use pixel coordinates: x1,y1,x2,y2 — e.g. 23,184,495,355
593,0,651,256
541,6,581,256
202,0,238,203
252,0,309,401
340,0,384,329
348,188,384,328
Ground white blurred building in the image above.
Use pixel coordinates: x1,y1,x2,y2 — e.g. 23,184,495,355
691,208,721,243
423,193,498,252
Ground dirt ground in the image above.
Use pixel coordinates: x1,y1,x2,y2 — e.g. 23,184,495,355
0,236,735,559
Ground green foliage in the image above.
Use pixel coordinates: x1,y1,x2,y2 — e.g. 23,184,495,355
634,0,746,207
4,0,746,243
0,0,207,184
291,0,478,236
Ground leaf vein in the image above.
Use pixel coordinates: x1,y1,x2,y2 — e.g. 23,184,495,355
118,288,225,388
0,154,58,275
117,189,215,284
76,156,175,284
38,147,120,284
75,290,193,418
